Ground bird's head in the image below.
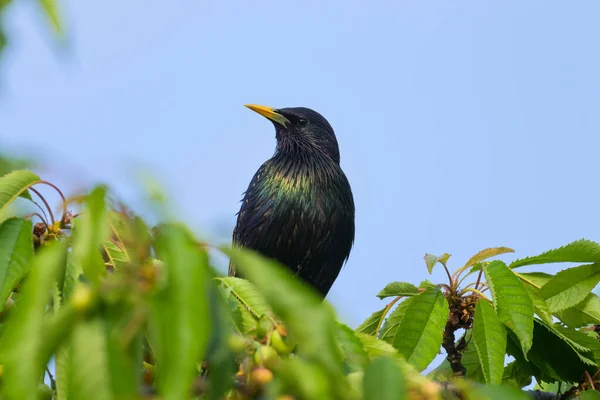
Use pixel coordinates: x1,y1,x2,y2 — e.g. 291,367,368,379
245,104,341,163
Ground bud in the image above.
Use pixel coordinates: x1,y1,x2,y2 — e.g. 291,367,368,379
33,222,46,237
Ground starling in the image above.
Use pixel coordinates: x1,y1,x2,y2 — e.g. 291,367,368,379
229,104,355,297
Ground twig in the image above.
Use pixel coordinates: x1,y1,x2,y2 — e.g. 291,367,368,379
37,180,67,216
442,322,466,376
28,198,50,225
29,187,55,224
474,270,483,290
46,366,55,388
25,213,49,229
585,370,596,391
441,263,453,287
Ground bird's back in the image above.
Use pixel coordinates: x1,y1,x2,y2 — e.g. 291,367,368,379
230,156,355,296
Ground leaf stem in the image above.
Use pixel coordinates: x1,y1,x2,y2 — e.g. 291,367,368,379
29,187,55,224
25,212,49,228
474,270,483,290
437,283,453,294
375,296,403,337
585,370,596,391
441,263,454,287
514,273,541,289
461,281,488,290
459,288,491,301
28,198,50,224
37,180,67,216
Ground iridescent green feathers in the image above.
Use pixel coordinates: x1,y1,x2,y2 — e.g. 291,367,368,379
230,106,355,297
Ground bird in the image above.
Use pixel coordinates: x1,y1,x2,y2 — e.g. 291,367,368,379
229,104,355,297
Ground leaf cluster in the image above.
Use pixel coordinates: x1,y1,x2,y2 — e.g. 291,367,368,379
0,169,599,400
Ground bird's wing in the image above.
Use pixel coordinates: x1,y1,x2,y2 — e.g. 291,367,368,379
229,164,274,276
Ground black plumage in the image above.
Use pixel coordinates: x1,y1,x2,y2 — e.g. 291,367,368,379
229,104,355,297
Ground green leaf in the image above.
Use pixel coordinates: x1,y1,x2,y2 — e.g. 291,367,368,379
363,356,406,400
217,276,271,321
61,252,79,302
38,0,63,35
521,281,554,325
356,333,398,358
356,307,386,336
379,297,413,343
0,156,33,177
38,301,80,397
205,283,237,400
557,293,600,327
0,241,67,400
533,380,561,392
502,359,532,389
0,218,33,309
483,260,533,356
472,300,507,384
392,287,447,371
150,224,212,400
556,325,600,366
539,263,600,312
220,283,256,334
418,279,436,289
424,253,450,274
55,345,69,400
427,334,488,383
462,334,486,383
462,383,531,400
275,358,332,400
515,271,553,288
71,185,110,284
223,247,343,376
0,170,40,212
528,319,595,382
218,276,272,335
102,241,129,270
335,323,369,372
511,239,600,269
51,288,83,399
463,247,515,268
104,303,143,398
580,390,600,400
533,320,596,366
67,318,111,400
376,282,419,299
426,359,453,382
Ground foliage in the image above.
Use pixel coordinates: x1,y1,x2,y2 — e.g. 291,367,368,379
0,169,599,400
0,0,64,66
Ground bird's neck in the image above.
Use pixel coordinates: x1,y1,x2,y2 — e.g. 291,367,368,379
275,136,341,164
264,152,340,196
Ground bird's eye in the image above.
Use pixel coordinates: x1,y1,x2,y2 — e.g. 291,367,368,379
298,118,308,126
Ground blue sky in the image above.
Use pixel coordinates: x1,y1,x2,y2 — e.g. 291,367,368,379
1,0,600,333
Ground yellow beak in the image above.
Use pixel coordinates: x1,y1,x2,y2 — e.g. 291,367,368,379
245,104,291,127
